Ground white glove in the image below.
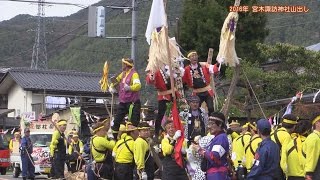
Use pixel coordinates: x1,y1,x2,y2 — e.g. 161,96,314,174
124,84,131,91
107,130,114,139
109,86,117,94
173,130,182,140
173,73,177,78
181,147,186,154
141,172,147,180
153,145,161,153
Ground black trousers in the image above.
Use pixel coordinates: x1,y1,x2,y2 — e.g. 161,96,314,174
197,91,214,114
94,161,114,180
69,159,84,173
161,157,188,180
155,100,170,136
114,163,134,180
53,152,66,178
287,177,304,180
113,100,141,132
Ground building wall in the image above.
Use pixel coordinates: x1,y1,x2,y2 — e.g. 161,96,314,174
7,84,33,117
32,94,44,104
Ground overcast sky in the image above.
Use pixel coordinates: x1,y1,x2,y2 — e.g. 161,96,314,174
0,0,101,22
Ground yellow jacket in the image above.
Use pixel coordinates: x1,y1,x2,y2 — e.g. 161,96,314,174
112,68,141,91
161,136,187,157
113,133,135,163
134,137,150,170
282,134,306,177
91,135,115,163
232,132,251,167
231,131,240,140
271,127,292,172
9,138,20,152
68,140,84,155
50,130,67,156
244,134,262,170
303,130,320,176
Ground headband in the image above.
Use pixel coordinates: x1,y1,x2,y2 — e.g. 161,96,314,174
122,58,134,66
93,126,104,133
312,115,320,125
137,127,151,130
248,123,257,131
187,51,197,58
282,119,297,125
57,120,67,126
209,116,224,123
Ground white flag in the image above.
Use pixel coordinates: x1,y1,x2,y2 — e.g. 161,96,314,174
145,0,167,45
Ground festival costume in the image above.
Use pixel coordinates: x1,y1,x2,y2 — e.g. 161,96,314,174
134,137,155,180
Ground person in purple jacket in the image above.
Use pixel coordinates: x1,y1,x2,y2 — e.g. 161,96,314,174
194,112,230,180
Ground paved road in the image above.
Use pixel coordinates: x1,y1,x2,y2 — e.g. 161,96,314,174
0,172,47,180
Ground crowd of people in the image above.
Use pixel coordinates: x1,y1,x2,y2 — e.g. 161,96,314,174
13,53,320,180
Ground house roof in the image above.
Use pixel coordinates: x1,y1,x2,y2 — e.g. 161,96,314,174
306,42,320,52
0,68,110,96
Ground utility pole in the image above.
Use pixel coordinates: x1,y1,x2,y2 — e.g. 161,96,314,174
131,0,137,62
31,0,48,69
88,0,138,64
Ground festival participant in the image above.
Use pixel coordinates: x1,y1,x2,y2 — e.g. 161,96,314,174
113,122,139,180
182,50,219,114
231,123,251,168
91,120,115,179
244,122,262,172
50,119,67,179
109,58,141,138
282,120,311,180
161,121,188,180
303,114,320,180
194,112,230,180
9,132,21,152
184,95,208,146
271,114,298,173
146,65,182,139
68,133,84,173
134,122,155,180
247,119,282,180
20,128,34,180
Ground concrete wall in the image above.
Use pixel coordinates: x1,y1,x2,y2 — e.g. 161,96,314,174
7,84,30,117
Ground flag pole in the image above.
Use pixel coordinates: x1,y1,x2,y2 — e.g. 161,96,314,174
163,0,176,100
164,28,176,100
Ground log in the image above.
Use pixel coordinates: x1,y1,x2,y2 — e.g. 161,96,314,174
221,64,240,119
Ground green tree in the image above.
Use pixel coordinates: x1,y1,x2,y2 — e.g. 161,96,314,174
221,43,320,117
179,0,268,62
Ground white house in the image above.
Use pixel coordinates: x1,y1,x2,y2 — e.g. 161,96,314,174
0,67,115,130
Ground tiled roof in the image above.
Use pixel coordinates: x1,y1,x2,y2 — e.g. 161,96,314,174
0,68,107,94
306,42,320,52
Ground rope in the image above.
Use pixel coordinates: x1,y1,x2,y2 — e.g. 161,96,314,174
242,69,267,119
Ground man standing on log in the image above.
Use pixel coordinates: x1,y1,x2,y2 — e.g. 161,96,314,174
109,58,142,138
183,51,219,114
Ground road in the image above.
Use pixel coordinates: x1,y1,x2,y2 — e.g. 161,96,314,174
0,172,47,180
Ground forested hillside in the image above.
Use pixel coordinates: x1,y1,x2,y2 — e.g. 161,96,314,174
0,0,319,105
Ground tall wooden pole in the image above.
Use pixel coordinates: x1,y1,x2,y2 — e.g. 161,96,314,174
163,0,176,100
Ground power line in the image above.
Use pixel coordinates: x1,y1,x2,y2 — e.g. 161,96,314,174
0,0,89,8
2,0,133,62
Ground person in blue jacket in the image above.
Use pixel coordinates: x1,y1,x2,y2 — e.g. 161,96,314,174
247,119,283,180
20,128,35,180
194,112,230,180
